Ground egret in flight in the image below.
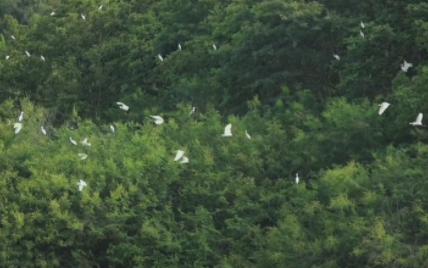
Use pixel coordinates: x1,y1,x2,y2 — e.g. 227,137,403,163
222,123,232,137
81,138,91,147
410,113,423,126
14,123,23,134
174,150,185,162
333,54,340,61
150,115,164,125
378,102,390,115
116,102,129,111
401,60,413,72
78,179,87,191
78,153,88,160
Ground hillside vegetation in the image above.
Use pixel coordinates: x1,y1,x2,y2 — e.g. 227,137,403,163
1,0,428,267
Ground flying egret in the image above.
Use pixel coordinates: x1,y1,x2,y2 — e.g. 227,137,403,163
81,13,86,20
360,21,365,28
178,43,182,51
410,113,423,126
40,55,46,62
245,130,252,140
222,123,232,137
401,60,413,72
333,54,340,61
212,43,217,50
78,179,87,191
10,35,16,40
25,50,31,57
180,156,189,164
158,54,164,62
78,153,88,160
150,115,164,125
18,111,24,122
69,137,78,146
41,126,47,135
81,137,91,147
378,102,390,115
359,30,365,38
174,150,185,162
13,122,23,134
116,102,129,111
110,124,115,133
295,173,300,184
5,55,10,60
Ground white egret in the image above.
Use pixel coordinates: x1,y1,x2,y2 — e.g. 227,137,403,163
81,13,86,20
78,179,87,191
295,173,300,184
13,122,23,134
50,11,56,16
78,153,88,160
116,102,129,111
222,123,232,137
18,111,24,122
174,150,185,162
40,55,46,62
401,60,413,72
245,130,252,140
81,137,91,147
333,54,340,61
150,115,164,125
190,106,196,115
212,43,217,50
157,54,164,62
41,126,47,135
110,124,115,133
360,30,365,38
25,50,31,57
410,113,423,126
178,43,182,51
5,55,10,60
98,5,103,11
360,21,365,29
69,137,78,146
378,102,390,115
10,35,16,40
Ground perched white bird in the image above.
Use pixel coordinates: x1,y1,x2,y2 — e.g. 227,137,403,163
41,126,47,135
212,43,217,50
110,124,115,133
295,173,300,184
333,54,340,61
178,43,182,51
222,123,232,137
18,111,24,122
81,13,86,20
360,21,365,29
174,150,185,162
13,122,23,134
98,5,103,11
78,153,88,160
190,106,196,115
40,55,46,62
150,115,164,125
359,30,365,38
69,137,78,146
378,102,390,115
179,156,189,164
78,179,87,191
116,102,129,111
81,137,91,147
401,60,413,72
245,130,252,140
5,55,10,60
10,35,16,40
50,11,56,16
157,54,164,62
410,113,423,126
25,50,31,57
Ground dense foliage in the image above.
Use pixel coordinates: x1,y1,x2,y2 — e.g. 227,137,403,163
1,0,428,267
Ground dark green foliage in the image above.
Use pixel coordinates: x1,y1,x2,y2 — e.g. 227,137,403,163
1,0,428,267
